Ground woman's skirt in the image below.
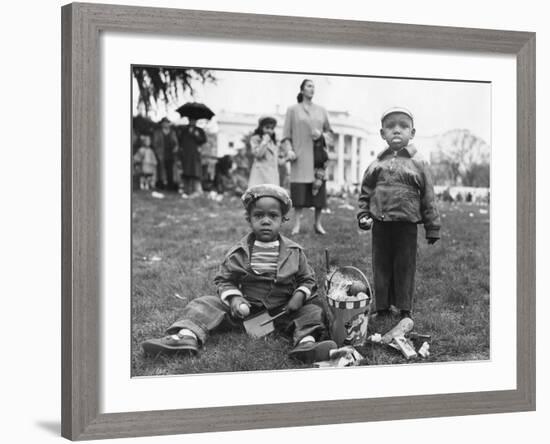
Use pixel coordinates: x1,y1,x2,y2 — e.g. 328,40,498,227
290,182,327,209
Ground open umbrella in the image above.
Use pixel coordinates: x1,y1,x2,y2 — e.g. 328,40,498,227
175,102,215,121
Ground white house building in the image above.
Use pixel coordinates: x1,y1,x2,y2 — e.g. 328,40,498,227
214,109,383,192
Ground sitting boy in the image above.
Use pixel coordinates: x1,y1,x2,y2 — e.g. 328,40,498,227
142,184,336,363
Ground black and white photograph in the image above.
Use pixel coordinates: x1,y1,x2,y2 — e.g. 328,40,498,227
131,66,491,376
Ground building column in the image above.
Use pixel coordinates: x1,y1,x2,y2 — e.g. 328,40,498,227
337,133,345,188
359,137,371,178
350,135,358,185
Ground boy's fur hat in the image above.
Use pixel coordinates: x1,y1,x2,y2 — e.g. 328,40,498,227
241,184,292,215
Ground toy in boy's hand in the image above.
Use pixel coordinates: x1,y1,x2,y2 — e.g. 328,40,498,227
427,237,439,245
239,303,250,317
229,296,250,319
358,216,373,231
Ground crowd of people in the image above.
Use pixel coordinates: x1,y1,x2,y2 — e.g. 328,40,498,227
133,116,207,196
133,79,333,230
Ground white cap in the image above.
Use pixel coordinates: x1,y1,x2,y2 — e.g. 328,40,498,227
381,107,414,123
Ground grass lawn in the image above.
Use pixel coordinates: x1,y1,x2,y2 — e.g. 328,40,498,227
131,191,490,376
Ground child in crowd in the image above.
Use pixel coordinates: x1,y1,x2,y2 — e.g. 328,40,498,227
142,184,336,363
357,107,440,319
249,116,296,188
133,134,158,190
214,155,246,196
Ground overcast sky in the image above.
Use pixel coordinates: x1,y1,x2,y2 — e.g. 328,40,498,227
186,70,492,143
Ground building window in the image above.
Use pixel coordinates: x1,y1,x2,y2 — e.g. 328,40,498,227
327,162,335,181
344,135,351,155
328,134,337,153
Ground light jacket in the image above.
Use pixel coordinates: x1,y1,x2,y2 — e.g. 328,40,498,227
248,134,280,187
357,144,441,239
214,233,316,310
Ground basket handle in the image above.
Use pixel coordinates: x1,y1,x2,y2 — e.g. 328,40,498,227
327,265,373,298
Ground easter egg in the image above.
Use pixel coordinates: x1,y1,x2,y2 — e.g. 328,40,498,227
239,303,250,317
348,280,368,296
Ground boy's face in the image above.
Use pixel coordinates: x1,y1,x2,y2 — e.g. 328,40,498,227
380,112,415,150
142,136,151,146
247,197,284,242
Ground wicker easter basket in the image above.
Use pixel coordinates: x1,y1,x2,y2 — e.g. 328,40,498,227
325,261,373,347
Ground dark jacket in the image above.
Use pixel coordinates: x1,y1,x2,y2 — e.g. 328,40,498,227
177,125,207,178
152,128,179,182
213,233,316,310
357,144,441,239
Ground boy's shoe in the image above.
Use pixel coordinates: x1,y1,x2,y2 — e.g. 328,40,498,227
289,340,337,364
400,310,412,319
373,308,391,318
142,335,199,356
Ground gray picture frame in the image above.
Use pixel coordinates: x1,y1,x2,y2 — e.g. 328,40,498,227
61,2,536,440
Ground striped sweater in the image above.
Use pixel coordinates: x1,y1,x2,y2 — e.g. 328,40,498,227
250,240,279,278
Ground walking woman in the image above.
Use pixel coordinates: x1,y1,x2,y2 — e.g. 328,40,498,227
282,79,332,235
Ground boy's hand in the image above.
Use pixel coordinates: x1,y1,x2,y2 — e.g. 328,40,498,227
427,237,439,245
358,217,373,231
229,296,250,319
287,150,297,161
286,291,306,313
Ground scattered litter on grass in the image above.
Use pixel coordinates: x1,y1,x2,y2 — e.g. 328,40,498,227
149,255,162,262
314,346,364,368
418,342,430,358
174,293,187,301
368,333,382,343
322,208,332,214
151,191,165,199
338,204,355,211
382,318,414,344
441,213,447,218
181,193,189,199
208,191,224,202
479,208,488,215
469,212,475,217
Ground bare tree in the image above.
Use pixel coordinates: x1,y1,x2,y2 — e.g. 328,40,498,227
434,129,490,186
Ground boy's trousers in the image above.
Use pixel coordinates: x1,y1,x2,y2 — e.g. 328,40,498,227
166,295,327,345
372,221,418,312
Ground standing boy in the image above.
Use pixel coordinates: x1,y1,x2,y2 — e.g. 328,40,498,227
357,107,440,319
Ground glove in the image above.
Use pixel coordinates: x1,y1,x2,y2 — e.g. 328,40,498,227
286,291,306,313
358,217,373,231
229,296,250,319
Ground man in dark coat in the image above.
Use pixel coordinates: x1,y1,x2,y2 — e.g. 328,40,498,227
177,118,207,196
152,117,179,191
